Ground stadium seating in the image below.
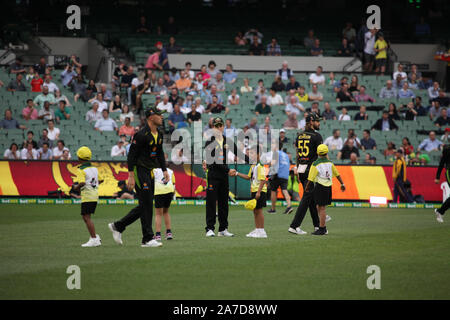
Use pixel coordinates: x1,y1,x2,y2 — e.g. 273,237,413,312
0,66,443,165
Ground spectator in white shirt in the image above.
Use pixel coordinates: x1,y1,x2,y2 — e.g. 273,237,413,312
43,74,59,93
3,143,20,159
224,119,236,138
267,88,284,106
284,89,300,105
428,81,440,100
227,89,240,106
338,107,351,121
89,92,108,112
285,96,305,116
111,140,126,157
95,110,118,132
393,64,407,81
192,97,205,114
276,61,293,81
240,78,253,94
52,140,71,160
184,62,195,80
363,29,377,72
38,142,53,160
308,84,324,101
21,141,39,160
85,102,102,123
157,95,174,113
119,104,134,123
324,129,344,150
309,66,325,85
46,119,60,141
171,148,189,164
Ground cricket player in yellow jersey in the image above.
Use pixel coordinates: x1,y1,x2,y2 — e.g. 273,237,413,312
235,146,268,238
153,165,176,241
305,144,345,235
74,146,103,247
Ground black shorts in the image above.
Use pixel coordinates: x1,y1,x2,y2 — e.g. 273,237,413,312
155,193,173,208
364,53,375,64
375,58,387,68
81,201,97,215
314,184,332,206
270,177,288,191
251,192,267,209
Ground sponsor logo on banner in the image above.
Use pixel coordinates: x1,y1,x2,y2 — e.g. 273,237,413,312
38,199,47,204
116,200,125,204
19,199,28,204
108,200,117,204
335,202,345,207
362,203,370,208
398,204,406,208
353,202,362,207
2,199,10,204
344,203,352,207
389,203,398,208
56,199,64,204
407,204,416,208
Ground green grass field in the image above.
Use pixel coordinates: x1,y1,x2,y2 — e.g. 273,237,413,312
0,204,449,300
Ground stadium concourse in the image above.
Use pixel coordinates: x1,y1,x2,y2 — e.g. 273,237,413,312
0,65,445,166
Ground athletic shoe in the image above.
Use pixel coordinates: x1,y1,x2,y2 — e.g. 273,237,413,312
166,232,173,240
288,227,307,235
312,228,328,235
267,209,277,214
141,239,163,247
81,235,101,247
435,209,444,223
218,229,234,237
246,229,258,238
108,223,123,245
284,207,293,214
256,229,268,238
326,215,332,222
154,235,162,241
206,229,215,237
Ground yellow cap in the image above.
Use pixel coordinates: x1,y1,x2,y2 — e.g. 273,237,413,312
77,146,92,160
244,199,257,211
317,144,329,156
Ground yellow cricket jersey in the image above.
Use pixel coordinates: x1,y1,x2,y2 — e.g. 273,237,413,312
307,158,340,187
392,157,407,182
296,93,309,102
151,131,158,142
154,168,176,195
248,163,267,193
75,162,100,203
374,39,387,59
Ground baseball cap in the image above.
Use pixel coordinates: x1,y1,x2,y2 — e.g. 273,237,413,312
213,117,224,127
145,106,166,118
280,129,286,133
155,41,163,47
306,112,322,122
445,127,450,133
317,144,329,156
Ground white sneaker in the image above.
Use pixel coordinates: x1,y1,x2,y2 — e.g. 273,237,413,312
288,227,307,235
206,229,215,237
218,229,234,237
256,229,268,238
326,215,332,222
141,239,163,247
246,229,258,238
108,223,123,245
435,209,444,223
81,235,101,247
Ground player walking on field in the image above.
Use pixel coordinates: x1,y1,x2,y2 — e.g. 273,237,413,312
203,117,246,237
435,144,450,223
74,146,103,247
304,144,346,235
289,113,324,235
109,107,169,247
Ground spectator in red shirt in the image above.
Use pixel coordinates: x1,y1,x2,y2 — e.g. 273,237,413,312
118,117,136,137
22,99,39,120
145,50,161,70
30,71,43,92
196,65,211,83
402,137,414,156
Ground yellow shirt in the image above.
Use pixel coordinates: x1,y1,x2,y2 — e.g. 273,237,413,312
248,163,267,193
307,158,340,187
154,168,176,195
296,93,309,102
74,163,101,202
374,39,388,59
